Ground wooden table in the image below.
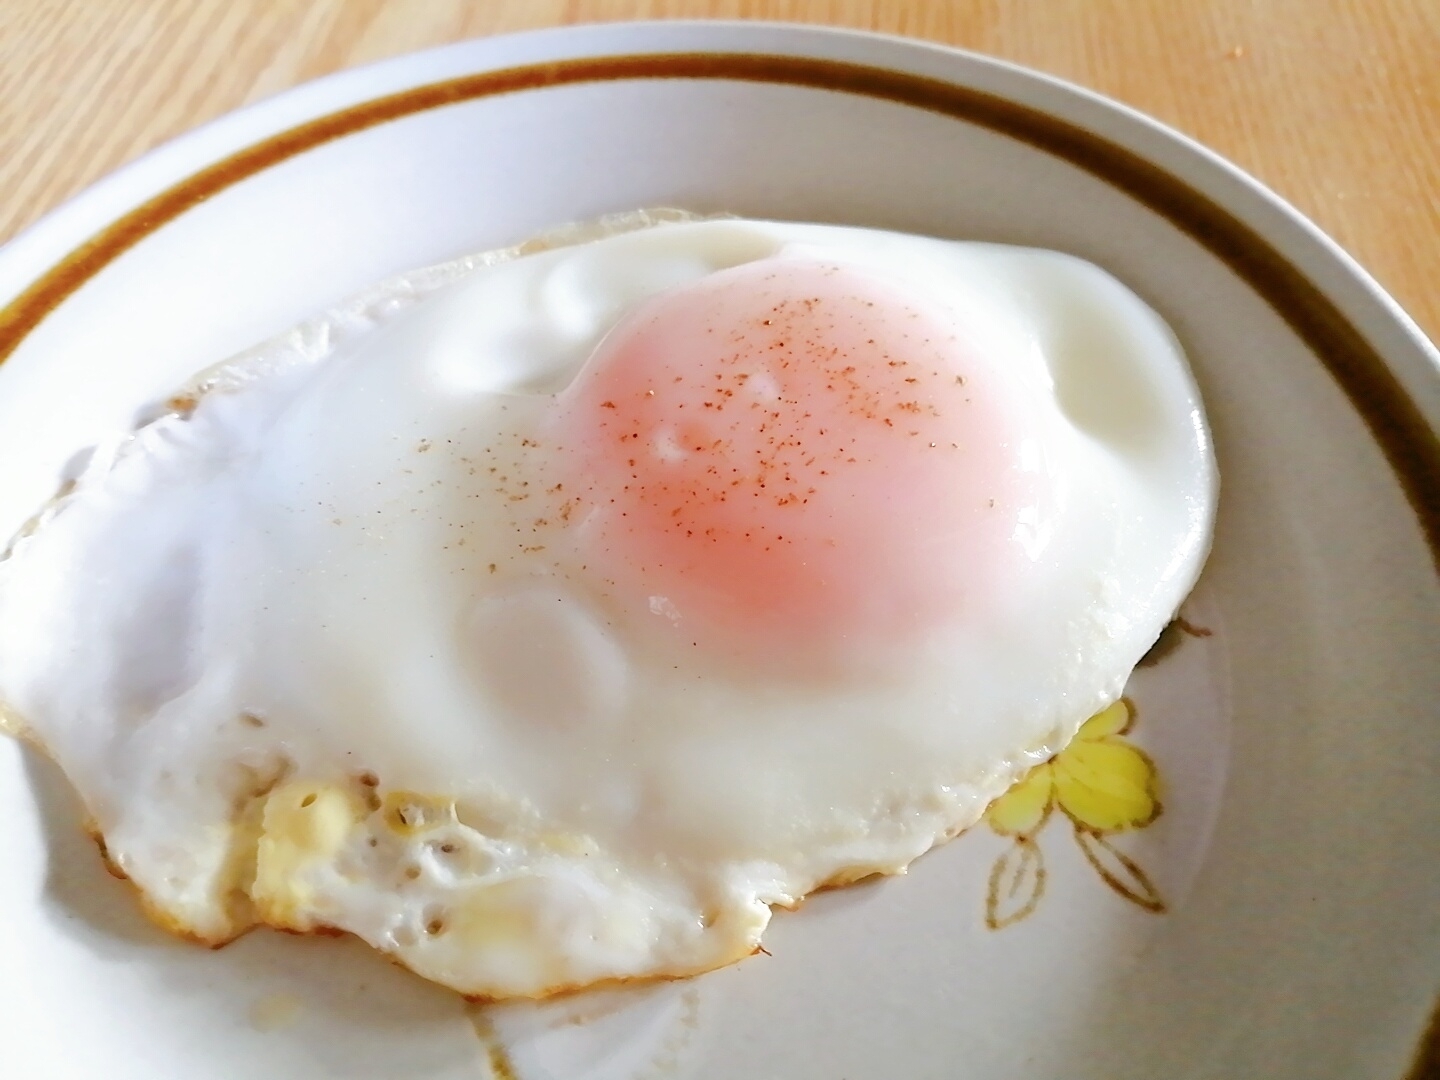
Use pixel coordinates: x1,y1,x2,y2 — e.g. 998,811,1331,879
3,0,1438,346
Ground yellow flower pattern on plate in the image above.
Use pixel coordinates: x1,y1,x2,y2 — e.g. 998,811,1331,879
982,697,1166,929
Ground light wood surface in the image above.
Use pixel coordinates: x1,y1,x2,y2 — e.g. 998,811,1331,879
2,1,1438,343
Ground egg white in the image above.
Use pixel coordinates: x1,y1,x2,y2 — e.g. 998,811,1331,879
0,215,1216,998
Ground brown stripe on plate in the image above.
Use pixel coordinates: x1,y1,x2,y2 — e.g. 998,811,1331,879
0,47,1437,1077
1409,997,1440,1080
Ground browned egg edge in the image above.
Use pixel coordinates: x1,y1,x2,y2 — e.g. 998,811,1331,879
4,693,973,1001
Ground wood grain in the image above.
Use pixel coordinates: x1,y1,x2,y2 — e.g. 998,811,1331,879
2,0,1438,344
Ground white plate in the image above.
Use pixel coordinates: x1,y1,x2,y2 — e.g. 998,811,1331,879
1,21,1436,1080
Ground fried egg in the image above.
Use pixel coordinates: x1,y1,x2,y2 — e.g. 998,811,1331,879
0,215,1216,999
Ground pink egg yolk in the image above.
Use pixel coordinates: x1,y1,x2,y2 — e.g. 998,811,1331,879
552,257,1049,673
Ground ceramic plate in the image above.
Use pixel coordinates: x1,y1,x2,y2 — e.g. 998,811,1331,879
1,21,1436,1080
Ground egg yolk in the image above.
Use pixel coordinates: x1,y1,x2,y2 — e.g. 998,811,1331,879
553,257,1048,673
